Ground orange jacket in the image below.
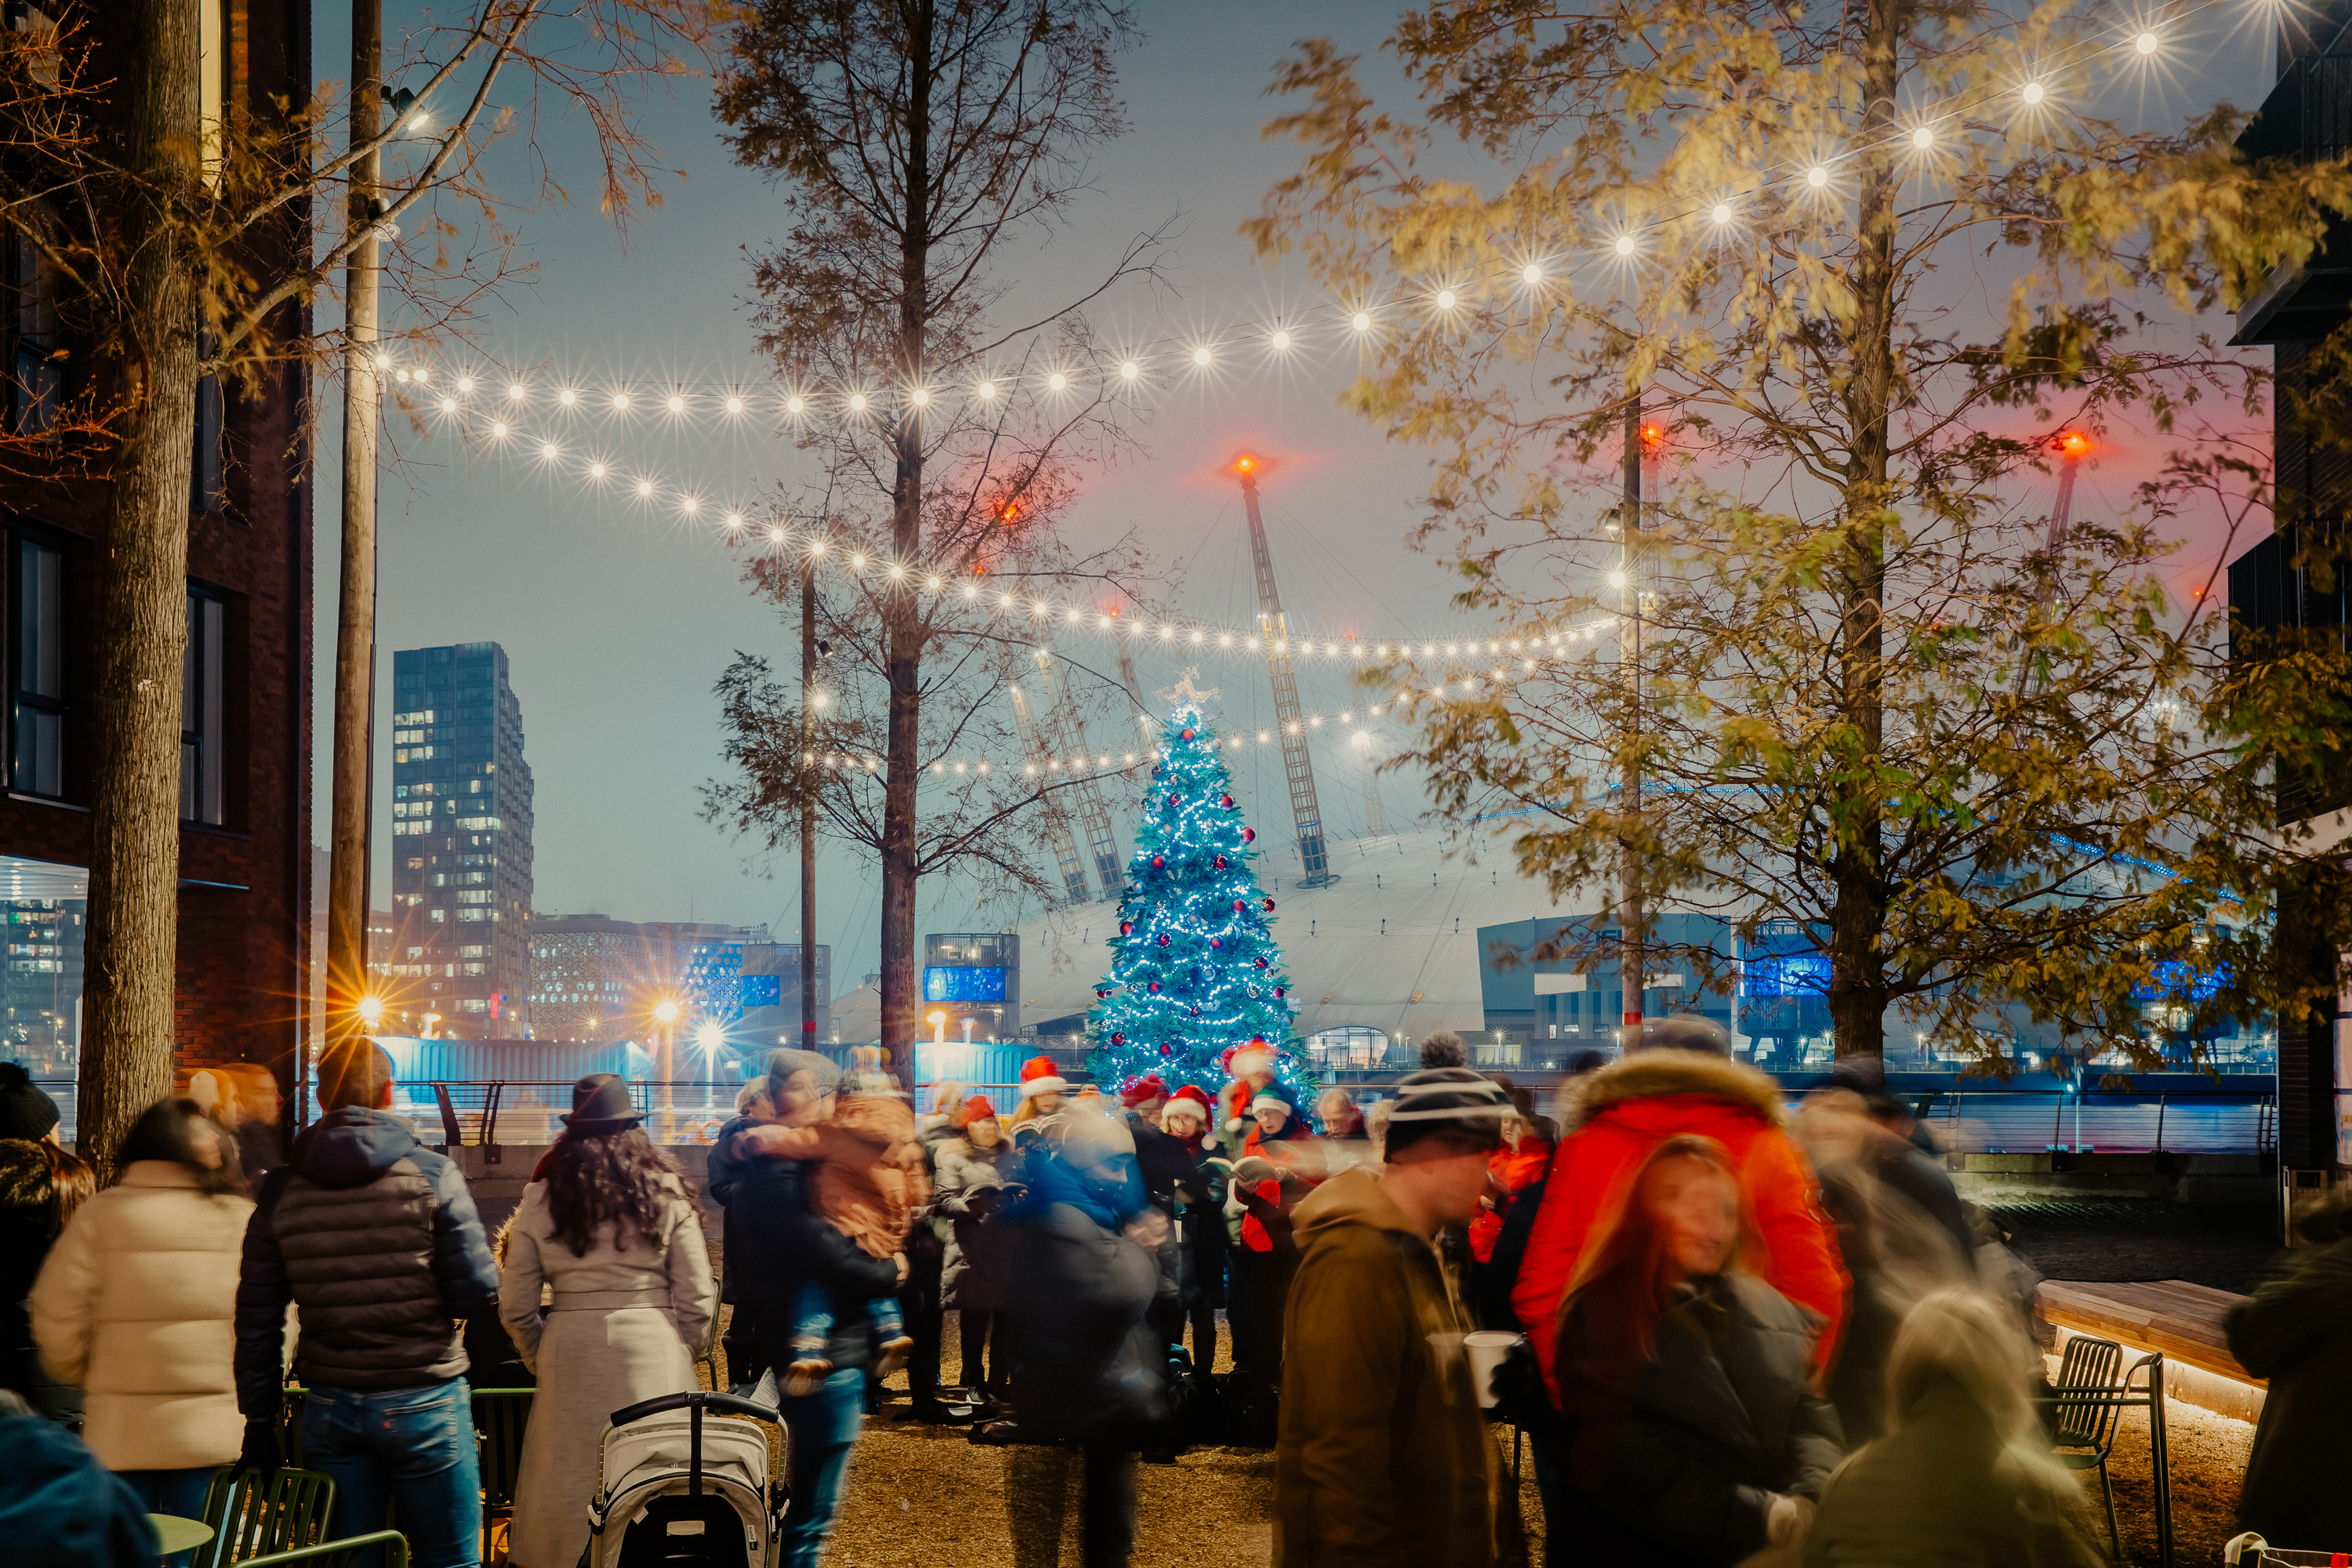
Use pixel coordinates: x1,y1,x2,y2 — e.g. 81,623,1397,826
1510,1051,1848,1399
1239,1123,1314,1254
1468,1137,1553,1263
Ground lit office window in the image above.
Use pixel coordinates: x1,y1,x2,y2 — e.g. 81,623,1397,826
13,538,64,797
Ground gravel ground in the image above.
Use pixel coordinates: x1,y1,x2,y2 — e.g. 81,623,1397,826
2086,1390,2256,1568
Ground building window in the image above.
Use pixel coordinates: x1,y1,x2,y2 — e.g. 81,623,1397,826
12,538,64,797
180,586,227,824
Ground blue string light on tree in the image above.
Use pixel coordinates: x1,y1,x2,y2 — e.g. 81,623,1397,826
1087,697,1305,1099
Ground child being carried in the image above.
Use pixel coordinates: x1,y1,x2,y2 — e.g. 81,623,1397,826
736,1074,931,1396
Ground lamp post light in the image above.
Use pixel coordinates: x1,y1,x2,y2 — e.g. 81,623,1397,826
652,997,682,1138
695,1021,726,1111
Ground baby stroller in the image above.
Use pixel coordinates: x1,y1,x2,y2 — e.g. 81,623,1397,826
2225,1534,2350,1566
579,1390,786,1568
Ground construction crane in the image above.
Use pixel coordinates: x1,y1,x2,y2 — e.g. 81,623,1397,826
1234,455,1337,885
1006,680,1091,906
1034,643,1126,899
2046,430,2087,550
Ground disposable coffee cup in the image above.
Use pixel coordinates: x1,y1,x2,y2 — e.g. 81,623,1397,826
1463,1330,1525,1409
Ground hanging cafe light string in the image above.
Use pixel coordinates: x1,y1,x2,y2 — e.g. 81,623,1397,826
372,0,2227,437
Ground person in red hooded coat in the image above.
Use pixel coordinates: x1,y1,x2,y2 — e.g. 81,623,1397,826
1512,1022,1848,1401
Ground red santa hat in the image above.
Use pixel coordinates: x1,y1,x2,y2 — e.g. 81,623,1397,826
1019,1054,1067,1100
1163,1084,1213,1125
958,1094,998,1127
1119,1073,1169,1109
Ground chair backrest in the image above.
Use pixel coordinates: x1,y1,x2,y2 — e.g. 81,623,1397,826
2051,1334,2125,1450
215,1468,339,1565
472,1388,535,1511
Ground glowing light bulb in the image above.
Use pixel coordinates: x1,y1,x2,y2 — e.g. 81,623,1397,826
680,495,699,514
394,368,410,384
1613,234,1635,256
1120,360,1140,380
725,511,744,528
848,393,868,412
1911,125,1933,148
851,553,867,570
1192,346,1212,366
976,380,997,401
1047,371,1069,392
1435,289,1457,310
2135,29,2158,53
1522,262,1544,285
769,526,787,543
489,420,508,438
1351,310,1373,332
1608,569,1627,587
667,394,686,413
909,387,931,408
506,383,525,401
438,396,456,412
456,375,474,393
724,395,745,414
1712,202,1734,223
588,462,606,479
786,395,807,416
1807,165,1830,188
1270,329,1292,350
372,353,390,371
539,441,559,459
2022,81,2045,105
926,575,942,590
412,368,429,385
612,391,630,410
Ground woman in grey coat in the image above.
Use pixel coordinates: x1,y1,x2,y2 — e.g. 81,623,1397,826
499,1076,716,1568
2227,1189,2352,1552
934,1096,1020,1395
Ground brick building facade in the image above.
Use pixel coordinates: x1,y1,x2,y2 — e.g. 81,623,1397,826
1,2,314,1109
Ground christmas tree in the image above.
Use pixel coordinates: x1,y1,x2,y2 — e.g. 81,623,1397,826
1086,701,1304,1098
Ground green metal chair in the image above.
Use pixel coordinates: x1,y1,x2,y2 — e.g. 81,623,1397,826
234,1530,408,1568
470,1388,535,1566
2049,1334,2128,1561
195,1468,339,1568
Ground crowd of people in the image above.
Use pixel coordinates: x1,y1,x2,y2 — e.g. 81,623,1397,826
3,1022,2352,1568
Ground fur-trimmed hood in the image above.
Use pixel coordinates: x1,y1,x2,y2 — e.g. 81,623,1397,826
1566,1050,1787,1133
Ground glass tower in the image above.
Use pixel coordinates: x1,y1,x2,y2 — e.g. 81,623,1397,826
387,642,535,1037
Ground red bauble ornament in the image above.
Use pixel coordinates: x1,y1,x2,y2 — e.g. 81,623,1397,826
1263,896,1276,912
1120,920,1131,935
1233,899,1247,913
1181,728,1195,740
1209,938,1221,949
1189,1007,1200,1017
1214,855,1228,869
1112,1032,1124,1044
1255,957,1268,969
1220,794,1233,808
1152,855,1165,870
1243,826,1256,843
1148,982,1160,993
1160,1044,1172,1057
1167,794,1178,808
1156,934,1171,947
1250,1036,1268,1047
1274,987,1286,998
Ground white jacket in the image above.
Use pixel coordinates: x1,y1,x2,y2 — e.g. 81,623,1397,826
31,1161,253,1471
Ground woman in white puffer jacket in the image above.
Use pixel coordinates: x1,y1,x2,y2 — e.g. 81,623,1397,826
31,1098,253,1537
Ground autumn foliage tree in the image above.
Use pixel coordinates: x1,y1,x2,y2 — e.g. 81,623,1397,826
1249,2,2352,1069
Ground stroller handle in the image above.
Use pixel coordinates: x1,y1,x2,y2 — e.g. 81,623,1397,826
608,1389,779,1428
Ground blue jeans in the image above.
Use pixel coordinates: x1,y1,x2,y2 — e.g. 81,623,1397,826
788,1277,902,1350
775,1368,863,1568
301,1379,481,1568
118,1465,215,1568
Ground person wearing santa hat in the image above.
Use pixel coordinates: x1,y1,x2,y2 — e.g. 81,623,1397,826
1118,1075,1200,1410
1157,1087,1225,1382
1007,1055,1069,1149
934,1096,1019,1403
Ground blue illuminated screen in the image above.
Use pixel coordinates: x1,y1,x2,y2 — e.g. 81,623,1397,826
924,966,1007,1004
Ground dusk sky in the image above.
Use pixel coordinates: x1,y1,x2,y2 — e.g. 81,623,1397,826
307,2,2279,995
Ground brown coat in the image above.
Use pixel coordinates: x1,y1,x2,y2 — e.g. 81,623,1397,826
741,1094,931,1258
1276,1165,1494,1568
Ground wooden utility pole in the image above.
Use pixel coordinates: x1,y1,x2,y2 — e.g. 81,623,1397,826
325,0,383,1055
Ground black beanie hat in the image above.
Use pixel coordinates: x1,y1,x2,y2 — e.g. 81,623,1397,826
0,1062,60,1141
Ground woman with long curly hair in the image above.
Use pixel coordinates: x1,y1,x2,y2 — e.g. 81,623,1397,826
1555,1133,1843,1567
498,1075,716,1568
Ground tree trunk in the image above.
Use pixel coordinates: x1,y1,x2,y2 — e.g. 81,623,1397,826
877,0,935,1083
78,0,204,1178
1827,0,1906,1062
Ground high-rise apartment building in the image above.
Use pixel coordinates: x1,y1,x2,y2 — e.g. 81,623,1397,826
387,644,535,1038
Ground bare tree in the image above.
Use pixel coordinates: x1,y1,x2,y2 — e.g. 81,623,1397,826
0,0,709,1171
716,0,1160,1073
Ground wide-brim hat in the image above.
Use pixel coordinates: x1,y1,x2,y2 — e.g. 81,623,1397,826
561,1072,643,1130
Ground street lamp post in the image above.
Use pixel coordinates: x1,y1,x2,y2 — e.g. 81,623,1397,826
652,997,682,1139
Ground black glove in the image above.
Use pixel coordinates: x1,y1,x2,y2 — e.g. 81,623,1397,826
1489,1336,1550,1429
238,1417,281,1477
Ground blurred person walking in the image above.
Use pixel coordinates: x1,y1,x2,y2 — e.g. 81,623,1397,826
1119,1074,1196,1358
1513,1018,1848,1399
234,1042,499,1568
935,1095,1019,1399
707,1079,775,1396
1001,1106,1166,1568
1802,1289,2096,1568
2227,1188,2352,1551
0,1065,93,1423
31,1099,252,1559
1228,1087,1316,1443
1276,1068,1508,1568
497,1075,716,1568
212,1064,285,1185
1554,1134,1843,1566
725,1051,902,1568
